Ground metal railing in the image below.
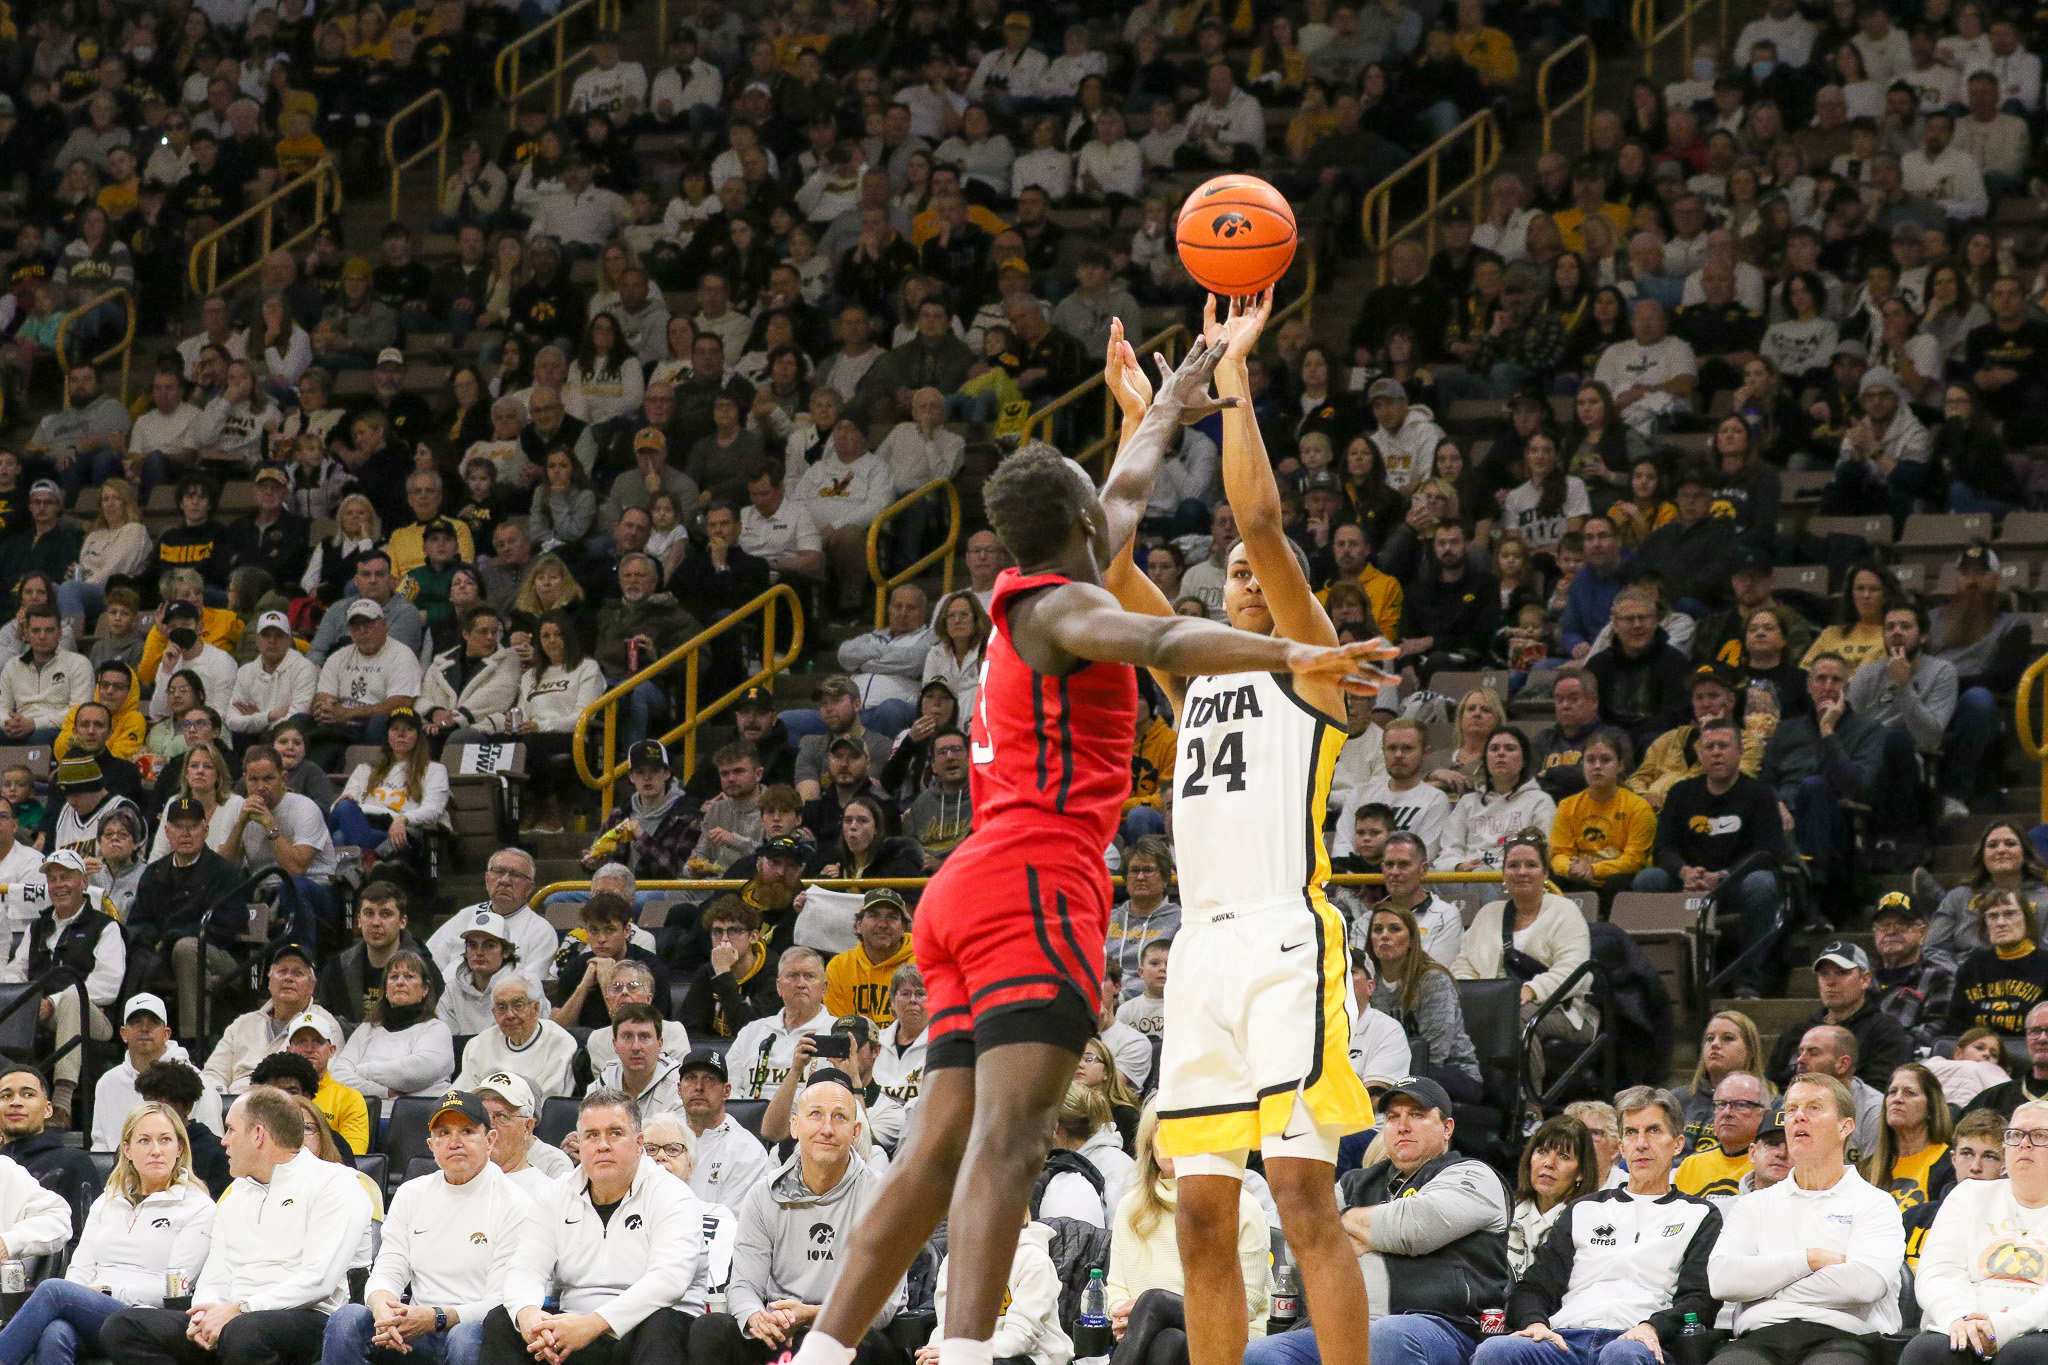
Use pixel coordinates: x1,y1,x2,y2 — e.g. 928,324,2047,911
54,286,135,407
867,478,961,628
188,157,342,297
386,89,453,220
1633,0,1729,80
495,0,624,115
1361,110,1502,283
573,582,804,822
1537,34,1597,156
1020,251,1317,477
532,870,1506,906
2016,651,2048,824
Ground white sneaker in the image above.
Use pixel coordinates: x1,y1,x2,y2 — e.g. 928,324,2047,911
1942,796,1971,821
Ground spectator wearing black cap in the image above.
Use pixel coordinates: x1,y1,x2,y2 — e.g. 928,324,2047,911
200,938,342,1092
1869,892,1954,1050
128,795,246,1036
323,1089,537,1365
1626,664,1764,810
823,889,913,1027
582,739,702,884
1631,470,1741,618
678,1047,772,1209
1246,1076,1512,1365
800,728,888,838
1447,266,1571,403
223,465,312,588
1767,941,1916,1090
400,520,468,637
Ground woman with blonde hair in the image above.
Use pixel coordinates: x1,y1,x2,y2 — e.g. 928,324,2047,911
1861,1062,1955,1209
305,493,385,604
1042,1082,1135,1227
1076,1034,1141,1154
1106,1104,1270,1363
1427,687,1510,797
60,477,151,628
512,550,588,621
147,741,243,857
0,1101,212,1364
1673,1010,1770,1148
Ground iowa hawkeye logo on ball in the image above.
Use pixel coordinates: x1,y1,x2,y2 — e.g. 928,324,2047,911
1210,212,1252,239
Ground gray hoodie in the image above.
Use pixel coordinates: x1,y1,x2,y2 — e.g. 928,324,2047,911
727,1150,903,1328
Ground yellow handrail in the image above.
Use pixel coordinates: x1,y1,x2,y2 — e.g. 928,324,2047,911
867,478,962,628
1537,35,1597,156
495,0,624,115
531,869,1503,905
1633,0,1729,80
573,582,804,822
1019,254,1318,477
385,89,452,220
2016,651,2048,824
1361,110,1501,283
188,158,342,298
54,287,136,407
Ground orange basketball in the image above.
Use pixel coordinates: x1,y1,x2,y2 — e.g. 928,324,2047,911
1175,175,1298,296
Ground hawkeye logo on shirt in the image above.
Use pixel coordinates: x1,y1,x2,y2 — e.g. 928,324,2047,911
1688,814,1745,836
808,1222,837,1261
470,1232,489,1244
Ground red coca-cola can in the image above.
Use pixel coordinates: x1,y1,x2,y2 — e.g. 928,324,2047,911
1480,1310,1506,1335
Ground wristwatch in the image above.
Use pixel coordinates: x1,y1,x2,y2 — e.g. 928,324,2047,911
434,1309,449,1333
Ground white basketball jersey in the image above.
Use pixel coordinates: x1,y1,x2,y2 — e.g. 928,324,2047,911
1172,670,1344,912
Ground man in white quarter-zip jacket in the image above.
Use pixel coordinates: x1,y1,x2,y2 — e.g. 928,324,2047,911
1706,1071,1906,1365
101,1085,372,1365
482,1087,708,1365
322,1089,538,1365
1478,1086,1720,1365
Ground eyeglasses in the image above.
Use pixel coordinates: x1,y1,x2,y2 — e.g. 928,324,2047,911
485,866,534,882
708,926,754,939
178,718,210,731
646,1142,691,1160
1712,1099,1765,1112
490,1000,537,1014
2007,1129,2048,1148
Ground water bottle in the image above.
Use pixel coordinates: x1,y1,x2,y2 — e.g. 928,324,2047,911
1073,1268,1112,1359
1267,1244,1300,1335
1676,1311,1710,1365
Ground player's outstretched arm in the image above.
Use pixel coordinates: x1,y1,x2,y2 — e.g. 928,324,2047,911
1097,329,1233,558
1210,292,1340,649
1039,579,1397,695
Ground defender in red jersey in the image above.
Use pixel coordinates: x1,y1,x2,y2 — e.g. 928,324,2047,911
795,337,1396,1365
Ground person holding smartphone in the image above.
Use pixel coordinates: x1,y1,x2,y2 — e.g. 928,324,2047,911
758,1015,907,1161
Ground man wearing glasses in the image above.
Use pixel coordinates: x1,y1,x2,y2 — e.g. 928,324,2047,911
426,849,562,988
1708,1071,1904,1365
1968,1001,2048,1119
1675,1072,1771,1203
455,976,579,1099
1911,1102,2048,1365
587,960,691,1071
473,1070,575,1201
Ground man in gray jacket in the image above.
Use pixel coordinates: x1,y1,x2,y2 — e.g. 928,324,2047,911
691,1072,903,1365
1246,1077,1513,1365
1760,653,1919,885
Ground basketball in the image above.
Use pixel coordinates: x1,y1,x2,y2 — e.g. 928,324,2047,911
1175,175,1298,296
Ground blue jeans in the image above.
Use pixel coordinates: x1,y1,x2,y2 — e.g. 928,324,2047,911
53,580,103,624
601,674,668,751
1247,1314,1478,1365
782,703,918,738
56,448,125,503
322,1302,484,1365
1474,1328,1659,1365
327,798,388,851
1943,686,2000,800
1631,865,1780,993
1948,482,2022,516
0,1276,126,1365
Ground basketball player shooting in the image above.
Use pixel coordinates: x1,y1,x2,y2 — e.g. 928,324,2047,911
1101,295,1389,1365
795,336,1396,1365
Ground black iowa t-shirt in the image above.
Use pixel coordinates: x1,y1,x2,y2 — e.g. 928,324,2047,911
1653,772,1789,875
1963,318,2048,421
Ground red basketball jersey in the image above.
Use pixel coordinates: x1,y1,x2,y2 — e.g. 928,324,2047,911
966,568,1138,852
